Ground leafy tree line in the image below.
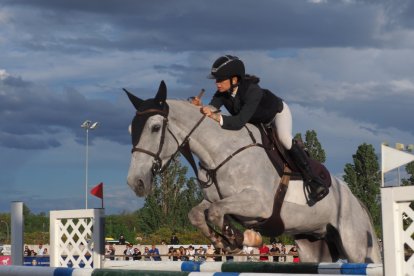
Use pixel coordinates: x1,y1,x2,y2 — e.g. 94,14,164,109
106,157,205,244
1,133,413,245
402,160,414,186
0,205,49,244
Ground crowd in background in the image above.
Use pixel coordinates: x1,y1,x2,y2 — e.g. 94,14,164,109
105,233,300,262
23,243,48,257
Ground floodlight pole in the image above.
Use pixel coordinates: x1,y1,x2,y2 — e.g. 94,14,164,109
81,120,99,209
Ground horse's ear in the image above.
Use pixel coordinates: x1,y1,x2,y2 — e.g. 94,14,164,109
123,88,143,110
154,80,167,105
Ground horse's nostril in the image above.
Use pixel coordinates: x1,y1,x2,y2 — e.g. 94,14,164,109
138,179,144,190
133,179,145,196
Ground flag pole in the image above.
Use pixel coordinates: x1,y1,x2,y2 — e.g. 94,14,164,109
101,183,104,209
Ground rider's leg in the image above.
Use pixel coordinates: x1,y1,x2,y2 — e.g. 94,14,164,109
289,140,328,204
274,102,328,204
274,101,293,150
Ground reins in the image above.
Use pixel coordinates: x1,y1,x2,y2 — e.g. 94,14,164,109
198,125,265,198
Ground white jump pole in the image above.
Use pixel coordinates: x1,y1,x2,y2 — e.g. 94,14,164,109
11,201,24,266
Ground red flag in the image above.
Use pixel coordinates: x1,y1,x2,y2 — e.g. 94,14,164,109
90,182,103,199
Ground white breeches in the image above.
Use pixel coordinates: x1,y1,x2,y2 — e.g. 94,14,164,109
273,101,293,150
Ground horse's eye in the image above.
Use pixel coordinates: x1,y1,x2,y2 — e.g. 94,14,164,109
152,125,161,133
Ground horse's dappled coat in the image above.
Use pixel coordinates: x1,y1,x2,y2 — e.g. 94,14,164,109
125,81,382,264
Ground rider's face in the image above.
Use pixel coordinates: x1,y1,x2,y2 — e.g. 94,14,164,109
215,76,237,93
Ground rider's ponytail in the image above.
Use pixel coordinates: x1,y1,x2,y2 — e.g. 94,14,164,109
244,74,260,84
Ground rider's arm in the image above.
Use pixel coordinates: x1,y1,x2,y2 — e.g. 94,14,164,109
221,85,263,130
208,92,224,110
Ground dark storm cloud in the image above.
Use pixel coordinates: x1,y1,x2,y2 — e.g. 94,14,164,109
0,73,131,150
330,94,414,137
301,84,414,137
3,0,404,53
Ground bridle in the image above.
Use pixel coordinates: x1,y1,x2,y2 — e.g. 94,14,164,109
131,107,267,199
131,108,206,176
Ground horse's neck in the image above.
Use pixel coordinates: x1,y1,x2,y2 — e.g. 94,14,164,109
168,100,254,166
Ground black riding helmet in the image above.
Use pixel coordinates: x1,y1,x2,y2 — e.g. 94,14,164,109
207,55,245,81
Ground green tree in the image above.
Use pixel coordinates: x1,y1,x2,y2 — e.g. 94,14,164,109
0,213,10,243
402,161,414,186
295,130,326,163
136,156,203,234
24,205,49,244
343,143,381,229
0,205,50,244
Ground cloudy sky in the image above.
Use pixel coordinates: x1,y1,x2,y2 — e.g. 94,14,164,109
0,0,413,214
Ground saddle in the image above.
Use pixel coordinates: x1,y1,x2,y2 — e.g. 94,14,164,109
258,125,332,188
251,125,332,237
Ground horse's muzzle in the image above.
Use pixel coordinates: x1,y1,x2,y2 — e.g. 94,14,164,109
129,178,147,197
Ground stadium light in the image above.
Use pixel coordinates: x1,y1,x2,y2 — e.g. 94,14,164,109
81,120,99,209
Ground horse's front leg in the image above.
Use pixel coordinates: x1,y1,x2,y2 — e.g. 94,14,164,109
207,188,273,251
188,200,224,245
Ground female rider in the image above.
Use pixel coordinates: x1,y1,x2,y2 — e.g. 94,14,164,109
192,55,328,204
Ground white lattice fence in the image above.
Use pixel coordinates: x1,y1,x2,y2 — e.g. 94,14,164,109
49,209,104,268
382,186,414,276
381,144,414,275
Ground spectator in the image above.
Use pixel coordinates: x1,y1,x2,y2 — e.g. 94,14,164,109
106,244,115,260
24,245,32,257
259,243,270,261
289,244,300,263
205,245,215,262
196,246,205,261
132,247,142,261
43,248,48,256
173,248,181,261
143,247,151,261
270,243,280,262
118,234,126,245
222,250,234,262
214,248,222,262
179,246,187,261
168,246,175,261
149,244,161,261
30,250,37,256
37,243,44,256
186,245,196,261
242,245,255,261
280,244,286,262
170,232,179,245
123,243,133,260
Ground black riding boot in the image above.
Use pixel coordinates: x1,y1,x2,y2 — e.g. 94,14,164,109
288,140,328,205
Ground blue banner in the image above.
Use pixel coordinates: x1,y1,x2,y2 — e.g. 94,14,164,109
24,256,50,266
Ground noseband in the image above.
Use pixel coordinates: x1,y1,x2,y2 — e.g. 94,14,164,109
131,109,206,176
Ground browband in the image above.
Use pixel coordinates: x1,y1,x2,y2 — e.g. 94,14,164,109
136,109,168,117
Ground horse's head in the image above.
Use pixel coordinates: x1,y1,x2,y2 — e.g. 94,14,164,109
125,80,175,197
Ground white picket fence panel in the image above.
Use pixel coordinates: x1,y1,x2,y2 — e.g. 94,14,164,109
49,209,104,268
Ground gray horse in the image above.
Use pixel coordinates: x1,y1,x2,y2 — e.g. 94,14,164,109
126,81,381,263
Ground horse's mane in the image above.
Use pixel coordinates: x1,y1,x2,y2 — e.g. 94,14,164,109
167,98,219,111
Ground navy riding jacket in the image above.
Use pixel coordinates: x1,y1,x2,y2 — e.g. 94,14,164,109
209,79,284,130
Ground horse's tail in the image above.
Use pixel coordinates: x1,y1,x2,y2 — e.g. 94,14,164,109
354,196,382,262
